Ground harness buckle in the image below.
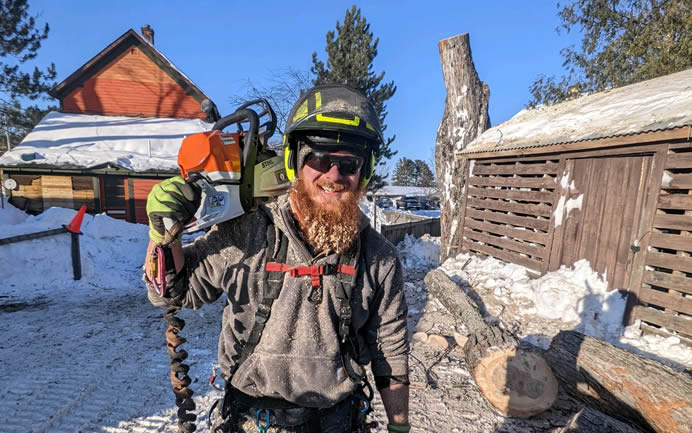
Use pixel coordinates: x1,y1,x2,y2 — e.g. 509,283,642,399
255,408,270,433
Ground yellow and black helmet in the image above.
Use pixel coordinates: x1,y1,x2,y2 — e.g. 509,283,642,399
283,84,383,187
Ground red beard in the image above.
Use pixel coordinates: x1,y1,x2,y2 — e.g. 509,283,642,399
290,176,363,254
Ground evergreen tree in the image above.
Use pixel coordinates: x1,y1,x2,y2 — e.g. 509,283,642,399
0,0,56,153
529,0,692,106
392,157,417,186
311,5,396,188
414,159,436,187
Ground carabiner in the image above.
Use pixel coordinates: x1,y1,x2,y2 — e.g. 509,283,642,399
255,408,270,433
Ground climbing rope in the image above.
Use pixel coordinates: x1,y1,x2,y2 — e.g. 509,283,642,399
164,307,197,433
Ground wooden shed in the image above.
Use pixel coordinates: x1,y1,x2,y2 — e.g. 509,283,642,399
455,68,692,339
0,27,216,224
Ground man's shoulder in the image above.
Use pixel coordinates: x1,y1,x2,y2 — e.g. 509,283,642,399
361,225,400,262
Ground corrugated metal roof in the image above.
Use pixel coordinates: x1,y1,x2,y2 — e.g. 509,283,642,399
459,68,692,155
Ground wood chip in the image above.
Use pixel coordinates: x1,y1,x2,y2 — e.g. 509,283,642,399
453,332,469,348
427,334,450,351
411,332,428,343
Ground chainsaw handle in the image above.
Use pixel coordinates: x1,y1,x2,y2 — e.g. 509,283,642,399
212,108,259,167
236,98,277,146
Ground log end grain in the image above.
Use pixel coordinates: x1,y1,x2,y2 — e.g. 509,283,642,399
473,347,559,418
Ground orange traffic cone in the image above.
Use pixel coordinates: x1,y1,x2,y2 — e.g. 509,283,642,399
65,205,87,234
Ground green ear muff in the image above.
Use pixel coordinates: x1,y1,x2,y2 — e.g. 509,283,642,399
360,153,375,188
283,135,296,182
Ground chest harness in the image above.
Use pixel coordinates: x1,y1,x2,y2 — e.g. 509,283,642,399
213,220,374,432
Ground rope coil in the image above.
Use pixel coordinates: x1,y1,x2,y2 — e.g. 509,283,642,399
165,307,197,433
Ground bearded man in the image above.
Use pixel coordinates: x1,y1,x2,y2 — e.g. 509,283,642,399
144,85,410,433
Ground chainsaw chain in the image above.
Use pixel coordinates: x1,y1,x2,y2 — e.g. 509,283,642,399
164,307,197,433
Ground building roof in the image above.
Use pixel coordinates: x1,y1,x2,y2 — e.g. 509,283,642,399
368,185,439,197
49,29,214,111
0,111,212,173
459,68,692,156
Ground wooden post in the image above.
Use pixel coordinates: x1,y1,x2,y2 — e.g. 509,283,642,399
435,33,490,261
70,232,82,280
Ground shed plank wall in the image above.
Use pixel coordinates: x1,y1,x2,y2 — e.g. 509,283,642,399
62,46,204,119
460,158,560,273
459,139,692,340
632,144,692,337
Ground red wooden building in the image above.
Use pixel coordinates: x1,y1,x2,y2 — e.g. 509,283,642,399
0,26,217,224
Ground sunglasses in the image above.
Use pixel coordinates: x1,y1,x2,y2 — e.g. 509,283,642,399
305,152,365,176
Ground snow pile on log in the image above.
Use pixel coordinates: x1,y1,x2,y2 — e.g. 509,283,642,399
439,252,692,369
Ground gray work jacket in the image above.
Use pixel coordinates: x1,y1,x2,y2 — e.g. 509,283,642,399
147,194,409,408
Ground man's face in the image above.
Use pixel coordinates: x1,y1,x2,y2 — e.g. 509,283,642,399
299,150,363,211
290,148,365,254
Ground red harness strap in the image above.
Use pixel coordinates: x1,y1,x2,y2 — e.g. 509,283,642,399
265,262,356,287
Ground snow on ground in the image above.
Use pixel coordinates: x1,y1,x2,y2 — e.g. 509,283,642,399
1,202,690,433
0,205,149,303
440,253,692,369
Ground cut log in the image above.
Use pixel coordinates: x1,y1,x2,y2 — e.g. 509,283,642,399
435,33,490,261
465,327,558,417
546,330,692,433
559,408,645,433
424,269,487,334
425,269,558,417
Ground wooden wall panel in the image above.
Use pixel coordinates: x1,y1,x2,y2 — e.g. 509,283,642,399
633,146,692,339
62,46,205,119
550,155,651,291
8,174,43,213
461,158,559,272
41,175,74,209
131,178,160,224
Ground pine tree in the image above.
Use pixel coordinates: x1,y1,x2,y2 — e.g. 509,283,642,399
0,0,56,153
392,157,417,186
529,0,692,106
311,5,396,188
414,159,435,187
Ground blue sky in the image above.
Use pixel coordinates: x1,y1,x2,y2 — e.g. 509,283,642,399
28,0,579,173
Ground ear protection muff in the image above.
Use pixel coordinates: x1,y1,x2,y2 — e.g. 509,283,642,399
283,135,297,182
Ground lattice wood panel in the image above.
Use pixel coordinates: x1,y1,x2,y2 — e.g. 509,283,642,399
635,145,692,338
460,158,560,272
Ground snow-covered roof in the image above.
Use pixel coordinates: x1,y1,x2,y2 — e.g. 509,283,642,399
368,185,439,197
0,111,212,173
460,68,692,155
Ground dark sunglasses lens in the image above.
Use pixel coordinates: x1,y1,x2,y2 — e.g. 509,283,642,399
305,153,363,175
305,154,333,173
336,158,362,175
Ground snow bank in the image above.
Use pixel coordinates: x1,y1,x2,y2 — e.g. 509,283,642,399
0,207,148,303
0,202,28,225
398,234,440,271
440,253,692,369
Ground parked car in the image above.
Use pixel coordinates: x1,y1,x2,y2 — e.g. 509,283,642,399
396,196,421,210
419,198,440,210
376,197,393,208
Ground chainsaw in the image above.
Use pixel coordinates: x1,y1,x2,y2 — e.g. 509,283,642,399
153,99,290,433
166,98,290,236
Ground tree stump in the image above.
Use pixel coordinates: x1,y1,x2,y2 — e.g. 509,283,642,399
435,33,490,262
546,330,692,433
424,269,557,417
559,408,646,433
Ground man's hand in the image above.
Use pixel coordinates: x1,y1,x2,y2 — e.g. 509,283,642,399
146,176,200,245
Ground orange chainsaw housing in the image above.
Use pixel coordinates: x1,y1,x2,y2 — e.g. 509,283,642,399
177,130,243,182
